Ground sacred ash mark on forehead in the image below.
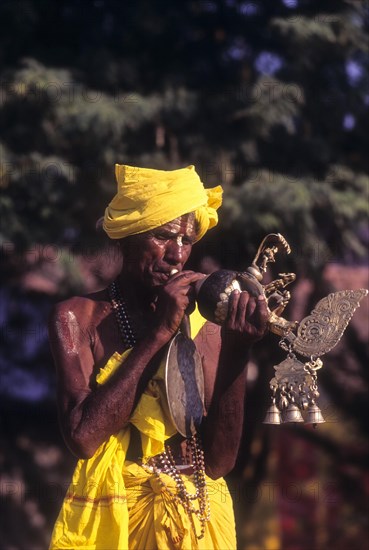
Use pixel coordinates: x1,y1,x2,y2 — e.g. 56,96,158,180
156,212,197,238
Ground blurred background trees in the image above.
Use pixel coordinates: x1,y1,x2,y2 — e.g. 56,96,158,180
1,1,368,548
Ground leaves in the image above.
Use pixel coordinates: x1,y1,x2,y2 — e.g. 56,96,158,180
0,0,367,264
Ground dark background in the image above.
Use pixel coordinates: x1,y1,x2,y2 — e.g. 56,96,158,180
0,1,368,548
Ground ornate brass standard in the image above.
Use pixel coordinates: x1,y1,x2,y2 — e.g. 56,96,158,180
194,233,368,427
164,234,367,433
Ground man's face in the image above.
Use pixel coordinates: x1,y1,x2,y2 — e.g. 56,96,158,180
121,213,197,289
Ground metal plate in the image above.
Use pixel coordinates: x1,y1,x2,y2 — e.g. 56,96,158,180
164,333,205,437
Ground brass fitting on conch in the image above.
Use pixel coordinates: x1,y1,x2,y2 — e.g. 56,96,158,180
195,233,297,332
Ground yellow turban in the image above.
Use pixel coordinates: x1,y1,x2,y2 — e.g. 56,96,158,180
103,164,223,242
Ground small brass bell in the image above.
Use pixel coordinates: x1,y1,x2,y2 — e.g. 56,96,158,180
263,402,282,425
299,396,309,411
306,403,325,425
279,395,289,410
282,403,304,423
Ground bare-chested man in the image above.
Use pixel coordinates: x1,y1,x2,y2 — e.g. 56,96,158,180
48,165,268,550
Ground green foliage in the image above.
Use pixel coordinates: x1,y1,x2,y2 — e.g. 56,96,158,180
0,0,368,270
0,142,77,247
222,165,369,273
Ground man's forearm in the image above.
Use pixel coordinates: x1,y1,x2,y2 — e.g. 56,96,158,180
201,344,250,480
64,334,168,458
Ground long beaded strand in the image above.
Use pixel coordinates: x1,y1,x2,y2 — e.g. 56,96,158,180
144,435,210,540
108,281,136,348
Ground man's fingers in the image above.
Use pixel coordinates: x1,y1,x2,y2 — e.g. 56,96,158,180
228,290,268,330
235,291,249,326
245,294,257,319
167,271,206,287
253,294,269,329
226,289,240,325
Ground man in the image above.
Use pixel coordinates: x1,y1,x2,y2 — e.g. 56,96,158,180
49,164,268,549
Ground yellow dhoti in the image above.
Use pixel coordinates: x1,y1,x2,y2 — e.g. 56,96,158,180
124,462,236,550
49,309,236,549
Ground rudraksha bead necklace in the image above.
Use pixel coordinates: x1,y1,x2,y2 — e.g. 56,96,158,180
108,279,210,539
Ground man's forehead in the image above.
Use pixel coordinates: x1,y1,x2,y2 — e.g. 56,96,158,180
157,213,196,233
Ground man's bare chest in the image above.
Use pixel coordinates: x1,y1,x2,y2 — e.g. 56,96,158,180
88,305,151,375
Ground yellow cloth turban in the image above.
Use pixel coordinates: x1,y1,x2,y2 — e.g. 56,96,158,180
103,164,223,241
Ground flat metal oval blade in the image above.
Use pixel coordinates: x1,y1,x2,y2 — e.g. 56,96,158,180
165,332,204,437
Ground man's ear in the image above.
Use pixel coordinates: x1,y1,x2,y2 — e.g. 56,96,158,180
119,235,139,258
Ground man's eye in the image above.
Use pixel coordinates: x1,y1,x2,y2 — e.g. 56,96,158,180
182,237,193,246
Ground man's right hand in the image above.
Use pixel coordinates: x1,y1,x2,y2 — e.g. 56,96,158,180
151,270,206,340
220,290,268,360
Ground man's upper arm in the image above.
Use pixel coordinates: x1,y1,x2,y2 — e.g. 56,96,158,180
48,299,95,420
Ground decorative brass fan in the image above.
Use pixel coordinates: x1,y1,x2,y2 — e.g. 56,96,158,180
264,288,367,425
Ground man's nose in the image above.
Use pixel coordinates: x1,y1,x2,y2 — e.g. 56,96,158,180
164,239,184,264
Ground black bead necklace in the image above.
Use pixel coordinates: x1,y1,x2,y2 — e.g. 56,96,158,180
108,280,136,348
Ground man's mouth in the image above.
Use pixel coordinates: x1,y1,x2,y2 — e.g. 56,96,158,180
152,268,180,282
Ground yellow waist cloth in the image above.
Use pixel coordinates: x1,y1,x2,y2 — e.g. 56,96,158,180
124,461,236,550
49,308,236,549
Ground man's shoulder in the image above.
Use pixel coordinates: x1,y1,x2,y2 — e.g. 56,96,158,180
50,288,110,326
